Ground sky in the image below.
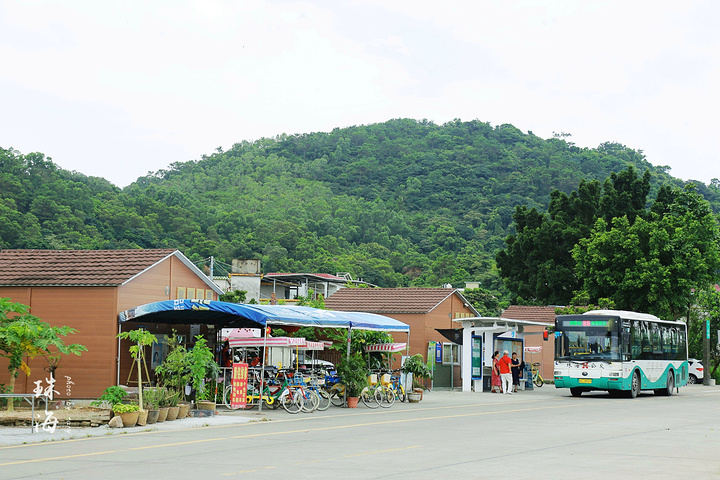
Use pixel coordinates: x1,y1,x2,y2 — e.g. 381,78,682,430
1,0,719,188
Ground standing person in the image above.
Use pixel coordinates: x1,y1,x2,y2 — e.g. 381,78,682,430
491,351,502,393
511,352,525,393
221,341,233,368
499,350,513,394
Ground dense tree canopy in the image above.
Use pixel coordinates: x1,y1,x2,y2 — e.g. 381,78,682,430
2,119,719,309
574,185,720,320
496,166,653,305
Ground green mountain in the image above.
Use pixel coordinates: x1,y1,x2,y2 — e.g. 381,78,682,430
2,118,718,296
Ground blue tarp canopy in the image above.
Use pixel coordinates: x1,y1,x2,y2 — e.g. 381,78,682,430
118,299,410,333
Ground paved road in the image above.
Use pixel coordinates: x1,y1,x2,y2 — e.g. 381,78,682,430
0,385,718,479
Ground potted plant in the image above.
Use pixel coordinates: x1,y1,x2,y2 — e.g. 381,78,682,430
117,328,158,420
113,403,140,427
142,387,161,424
156,387,170,422
155,332,191,400
401,354,433,402
336,353,368,408
165,389,181,420
91,386,127,410
186,335,220,410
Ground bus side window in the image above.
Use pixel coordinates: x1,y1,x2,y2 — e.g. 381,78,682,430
622,329,631,360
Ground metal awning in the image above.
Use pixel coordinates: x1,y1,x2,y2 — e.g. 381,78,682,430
364,343,407,353
119,300,410,332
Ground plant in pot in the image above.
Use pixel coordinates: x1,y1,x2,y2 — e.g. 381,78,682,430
117,328,157,419
187,335,220,411
156,387,171,422
336,353,368,408
142,387,161,424
155,332,190,400
113,403,140,427
91,386,127,410
165,389,181,420
401,354,433,402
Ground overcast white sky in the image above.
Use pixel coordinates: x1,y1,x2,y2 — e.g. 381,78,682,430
2,0,719,188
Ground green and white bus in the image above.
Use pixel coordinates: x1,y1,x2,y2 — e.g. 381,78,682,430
554,310,688,398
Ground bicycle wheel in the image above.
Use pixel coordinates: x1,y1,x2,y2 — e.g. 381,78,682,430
223,385,247,410
378,385,395,408
360,386,380,408
301,389,320,413
279,389,302,414
329,384,345,407
534,375,543,388
315,388,331,411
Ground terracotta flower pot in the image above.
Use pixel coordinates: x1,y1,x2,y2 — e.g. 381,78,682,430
346,397,359,408
166,406,180,421
146,409,159,424
137,409,149,426
119,411,139,427
177,403,190,419
157,407,169,422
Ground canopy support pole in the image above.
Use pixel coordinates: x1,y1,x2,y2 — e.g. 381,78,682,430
258,327,268,413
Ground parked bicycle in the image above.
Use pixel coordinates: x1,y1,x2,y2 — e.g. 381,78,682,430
388,369,407,402
531,362,544,387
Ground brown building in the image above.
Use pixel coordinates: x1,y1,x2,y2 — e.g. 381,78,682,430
0,249,223,398
325,287,478,388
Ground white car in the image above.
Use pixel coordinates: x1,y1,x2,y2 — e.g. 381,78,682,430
688,358,704,384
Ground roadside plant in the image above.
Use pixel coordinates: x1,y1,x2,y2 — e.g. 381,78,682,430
186,335,220,401
91,386,128,408
113,403,139,414
0,298,87,411
117,328,157,411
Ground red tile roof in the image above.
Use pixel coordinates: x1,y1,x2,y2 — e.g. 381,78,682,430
0,249,179,286
325,288,465,314
500,305,556,324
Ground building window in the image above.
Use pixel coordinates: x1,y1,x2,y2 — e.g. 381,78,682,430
442,343,461,365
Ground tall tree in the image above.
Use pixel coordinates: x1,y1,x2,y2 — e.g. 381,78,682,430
0,298,87,411
573,185,720,320
496,167,653,305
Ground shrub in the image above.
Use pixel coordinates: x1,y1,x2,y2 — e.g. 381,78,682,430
91,386,127,408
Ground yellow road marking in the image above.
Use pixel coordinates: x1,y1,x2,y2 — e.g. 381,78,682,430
0,400,597,467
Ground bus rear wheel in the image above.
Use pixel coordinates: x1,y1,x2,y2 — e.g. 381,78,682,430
570,388,583,397
655,370,674,396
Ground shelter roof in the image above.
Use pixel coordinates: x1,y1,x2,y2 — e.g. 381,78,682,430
0,249,222,293
263,272,376,287
325,287,478,315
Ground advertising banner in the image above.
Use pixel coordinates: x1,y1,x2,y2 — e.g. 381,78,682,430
230,362,249,409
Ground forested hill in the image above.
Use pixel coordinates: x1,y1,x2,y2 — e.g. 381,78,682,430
2,118,719,295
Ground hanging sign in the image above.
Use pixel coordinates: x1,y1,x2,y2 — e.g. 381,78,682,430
230,362,248,409
471,336,482,379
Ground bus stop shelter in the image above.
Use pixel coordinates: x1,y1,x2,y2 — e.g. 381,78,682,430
453,316,552,393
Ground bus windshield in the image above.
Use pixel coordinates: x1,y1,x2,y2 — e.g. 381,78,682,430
555,327,620,361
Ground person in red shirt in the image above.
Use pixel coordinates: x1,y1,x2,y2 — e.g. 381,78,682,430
498,350,513,394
